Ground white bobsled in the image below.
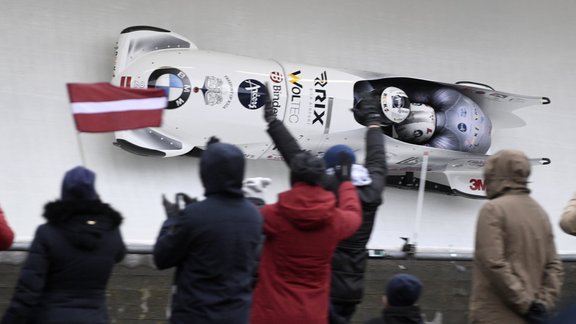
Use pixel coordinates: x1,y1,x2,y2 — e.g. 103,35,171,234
110,26,550,199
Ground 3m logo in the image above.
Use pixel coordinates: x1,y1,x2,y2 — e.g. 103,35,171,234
469,179,486,191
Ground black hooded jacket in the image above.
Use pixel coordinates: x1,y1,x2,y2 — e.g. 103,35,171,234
1,200,126,324
153,142,263,324
266,120,387,304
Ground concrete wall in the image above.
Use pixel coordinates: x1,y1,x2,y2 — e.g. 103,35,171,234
1,253,575,324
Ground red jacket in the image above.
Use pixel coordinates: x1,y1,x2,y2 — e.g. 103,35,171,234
251,182,361,324
0,207,14,250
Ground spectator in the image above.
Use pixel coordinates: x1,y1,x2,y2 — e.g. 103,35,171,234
153,137,263,324
328,94,387,323
364,273,424,324
559,193,576,235
469,150,564,324
0,205,14,250
262,86,387,323
250,149,362,323
1,166,126,324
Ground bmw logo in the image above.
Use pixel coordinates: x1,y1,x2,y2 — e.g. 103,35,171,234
148,68,191,109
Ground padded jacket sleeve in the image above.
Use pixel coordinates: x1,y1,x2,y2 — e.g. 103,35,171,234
153,218,192,270
474,203,533,314
266,119,304,167
1,226,49,324
335,182,362,240
361,127,387,208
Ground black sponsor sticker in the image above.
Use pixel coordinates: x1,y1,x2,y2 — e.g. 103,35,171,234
238,79,266,110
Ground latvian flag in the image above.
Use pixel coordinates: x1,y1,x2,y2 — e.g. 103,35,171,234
67,83,167,133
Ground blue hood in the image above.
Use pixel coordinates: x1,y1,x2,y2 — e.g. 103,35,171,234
200,142,245,197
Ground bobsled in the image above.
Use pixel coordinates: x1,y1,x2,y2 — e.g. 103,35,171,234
111,26,551,199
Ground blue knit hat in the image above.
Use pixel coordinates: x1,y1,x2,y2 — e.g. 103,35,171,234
323,145,356,169
61,166,99,201
386,274,422,307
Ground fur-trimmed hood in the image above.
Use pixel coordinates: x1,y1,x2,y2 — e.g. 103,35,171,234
43,200,123,250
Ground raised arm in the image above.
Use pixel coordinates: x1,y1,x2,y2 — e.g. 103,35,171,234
263,88,303,167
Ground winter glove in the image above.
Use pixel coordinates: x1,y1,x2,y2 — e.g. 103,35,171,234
263,86,277,124
243,177,272,207
162,194,179,220
525,301,548,324
333,152,353,183
352,91,385,126
175,193,197,208
162,193,197,219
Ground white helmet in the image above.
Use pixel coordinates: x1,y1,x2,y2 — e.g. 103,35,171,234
380,87,411,123
394,103,436,143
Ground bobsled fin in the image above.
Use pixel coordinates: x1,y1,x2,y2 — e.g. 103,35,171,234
114,128,194,158
113,26,197,79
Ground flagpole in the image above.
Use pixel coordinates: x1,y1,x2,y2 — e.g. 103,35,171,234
413,151,429,248
74,131,88,167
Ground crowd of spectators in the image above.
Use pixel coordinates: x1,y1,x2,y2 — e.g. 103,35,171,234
0,91,575,324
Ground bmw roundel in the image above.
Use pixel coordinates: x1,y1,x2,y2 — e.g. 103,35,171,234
148,68,191,109
238,79,266,110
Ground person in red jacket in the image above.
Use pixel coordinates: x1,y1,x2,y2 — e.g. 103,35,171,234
0,205,14,251
250,151,362,324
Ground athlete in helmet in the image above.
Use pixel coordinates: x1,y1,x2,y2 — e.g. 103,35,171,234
354,87,411,126
394,88,492,154
380,86,411,124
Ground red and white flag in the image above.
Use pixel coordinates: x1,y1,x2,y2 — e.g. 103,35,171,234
67,83,167,133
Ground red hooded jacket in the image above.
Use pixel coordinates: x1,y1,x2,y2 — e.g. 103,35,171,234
251,181,362,324
0,206,14,251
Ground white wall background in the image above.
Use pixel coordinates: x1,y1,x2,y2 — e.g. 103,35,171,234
1,0,575,253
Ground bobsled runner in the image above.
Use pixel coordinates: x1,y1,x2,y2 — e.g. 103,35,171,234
110,26,551,199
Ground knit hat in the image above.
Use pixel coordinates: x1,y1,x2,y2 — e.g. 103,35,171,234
323,145,356,169
290,152,325,186
386,274,423,307
61,166,99,201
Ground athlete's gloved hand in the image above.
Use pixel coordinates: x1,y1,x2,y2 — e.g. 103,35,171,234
263,86,277,124
333,152,353,183
524,301,548,324
352,91,385,126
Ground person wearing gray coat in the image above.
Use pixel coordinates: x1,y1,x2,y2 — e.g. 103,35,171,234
469,149,564,324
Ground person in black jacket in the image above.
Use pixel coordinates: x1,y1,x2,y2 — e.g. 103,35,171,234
1,166,126,324
262,89,387,323
153,137,263,324
365,274,424,324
